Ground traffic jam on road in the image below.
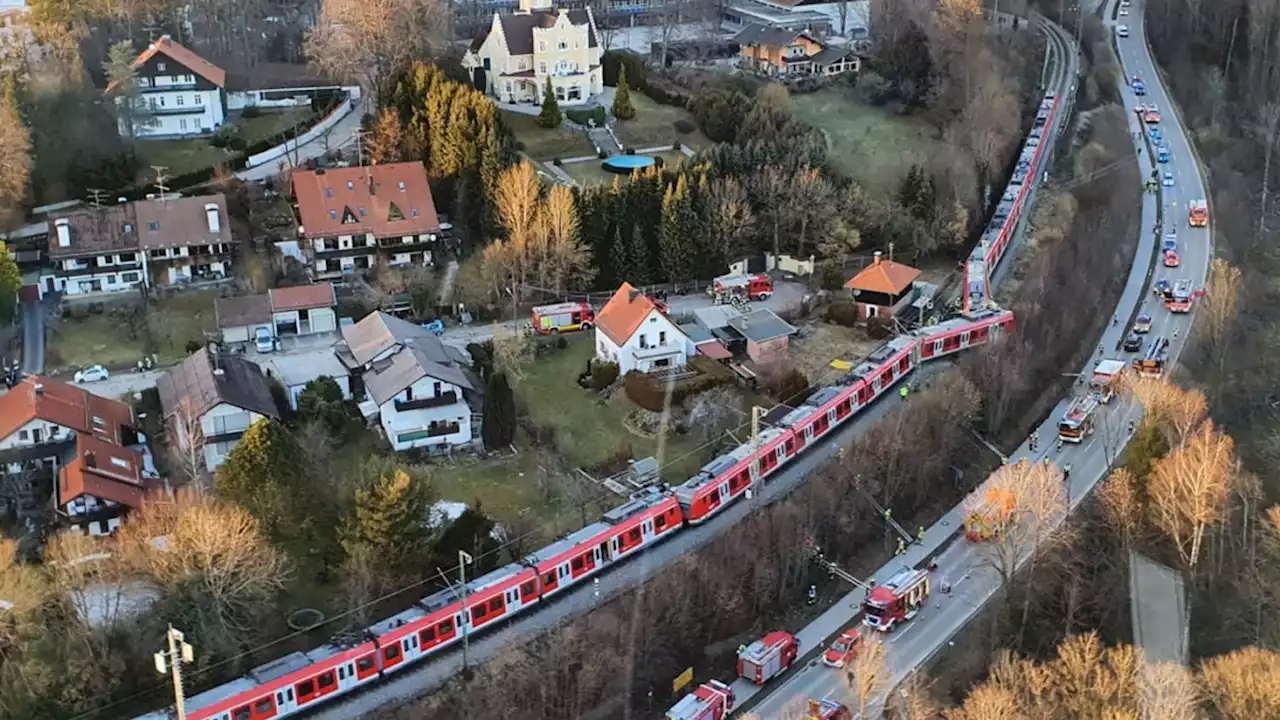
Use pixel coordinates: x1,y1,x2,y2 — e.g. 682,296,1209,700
666,2,1211,717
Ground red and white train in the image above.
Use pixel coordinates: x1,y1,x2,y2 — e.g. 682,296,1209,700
965,90,1062,315
135,308,1014,720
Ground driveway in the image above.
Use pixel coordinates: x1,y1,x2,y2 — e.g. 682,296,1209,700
20,294,44,376
236,98,369,183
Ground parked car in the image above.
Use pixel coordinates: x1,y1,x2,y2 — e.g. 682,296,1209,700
74,365,109,384
1164,250,1181,267
1124,333,1143,352
823,628,863,669
1134,313,1153,333
255,326,275,354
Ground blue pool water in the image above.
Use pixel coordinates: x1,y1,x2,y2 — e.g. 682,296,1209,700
602,154,657,173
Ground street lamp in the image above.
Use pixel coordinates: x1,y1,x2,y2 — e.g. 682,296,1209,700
154,625,194,720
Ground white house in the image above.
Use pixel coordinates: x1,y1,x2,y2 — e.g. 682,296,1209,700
339,311,481,452
462,0,604,106
594,283,690,375
106,34,227,139
157,347,281,471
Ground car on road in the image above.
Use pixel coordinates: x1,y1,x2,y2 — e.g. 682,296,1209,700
1154,278,1172,297
74,365,109,384
1134,313,1153,333
1162,233,1178,252
1150,127,1163,142
1124,333,1143,352
1163,171,1176,187
255,326,275,354
822,628,863,668
1120,6,1129,14
1164,249,1181,267
1117,24,1129,37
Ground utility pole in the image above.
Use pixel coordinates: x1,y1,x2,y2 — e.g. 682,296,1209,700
154,624,194,720
748,405,764,498
458,550,474,677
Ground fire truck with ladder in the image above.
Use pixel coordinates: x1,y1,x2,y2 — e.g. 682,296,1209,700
804,697,853,720
1165,279,1196,313
965,487,1018,542
1189,199,1208,227
1057,396,1099,443
1134,336,1170,378
737,631,798,685
862,568,931,632
665,680,735,720
710,273,774,304
530,301,595,335
1090,359,1127,403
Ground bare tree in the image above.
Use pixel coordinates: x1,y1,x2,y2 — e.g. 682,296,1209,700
491,323,536,379
1148,422,1235,568
0,94,30,229
1098,469,1144,545
1198,646,1280,718
845,633,888,718
707,176,755,267
1253,101,1280,246
168,398,209,492
305,0,448,99
889,672,942,719
1137,662,1199,720
1130,379,1208,448
1199,258,1242,396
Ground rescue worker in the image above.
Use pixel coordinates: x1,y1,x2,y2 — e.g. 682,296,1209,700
1057,438,1064,452
1098,343,1104,356
1113,316,1119,326
1063,462,1072,482
900,384,910,400
896,537,906,556
807,585,817,605
1128,419,1136,435
1173,328,1180,339
738,644,747,656
917,526,926,544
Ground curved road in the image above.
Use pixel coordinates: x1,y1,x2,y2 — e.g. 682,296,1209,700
739,0,1211,715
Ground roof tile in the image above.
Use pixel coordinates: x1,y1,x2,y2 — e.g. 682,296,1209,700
595,283,662,346
0,377,134,444
269,283,336,312
844,257,921,295
291,162,440,240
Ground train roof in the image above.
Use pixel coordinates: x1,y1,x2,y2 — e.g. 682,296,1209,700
526,523,612,564
173,644,355,716
416,562,531,613
850,336,914,376
602,486,673,524
366,603,430,636
807,386,845,408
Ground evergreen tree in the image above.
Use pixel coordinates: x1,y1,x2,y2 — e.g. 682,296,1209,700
340,468,435,575
608,224,633,286
297,376,348,436
214,419,321,551
0,241,20,324
481,372,516,449
433,506,502,575
539,77,562,128
659,175,693,281
612,65,636,121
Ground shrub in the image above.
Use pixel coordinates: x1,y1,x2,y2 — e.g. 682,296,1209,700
228,137,248,151
590,360,620,389
566,106,607,126
184,339,202,354
653,155,665,169
673,118,696,134
555,336,568,350
866,315,892,339
825,301,861,327
598,149,608,159
765,366,811,405
672,140,682,151
612,66,637,120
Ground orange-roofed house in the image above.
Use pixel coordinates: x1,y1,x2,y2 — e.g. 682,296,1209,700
843,251,921,322
105,34,227,139
291,162,444,280
594,283,690,374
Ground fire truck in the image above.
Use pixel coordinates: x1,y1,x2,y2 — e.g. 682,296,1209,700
804,697,853,720
530,301,595,335
1166,280,1195,313
1134,336,1170,378
666,680,735,720
737,631,798,685
711,273,774,304
1090,359,1127,403
1188,199,1208,227
1057,396,1099,443
862,569,930,632
964,487,1017,542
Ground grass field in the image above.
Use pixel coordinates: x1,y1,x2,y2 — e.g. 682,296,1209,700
138,108,310,178
502,111,597,160
48,289,221,371
791,88,945,195
560,150,689,187
611,93,711,151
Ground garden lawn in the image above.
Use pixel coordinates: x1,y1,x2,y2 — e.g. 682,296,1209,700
611,93,711,151
560,151,688,187
137,108,311,178
502,110,596,160
47,289,221,371
791,87,946,196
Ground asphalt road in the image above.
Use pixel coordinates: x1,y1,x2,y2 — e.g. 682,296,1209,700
20,295,44,375
740,1,1212,715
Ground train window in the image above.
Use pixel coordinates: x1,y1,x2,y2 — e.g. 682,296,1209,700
233,707,250,720
439,618,453,634
287,689,294,702
384,644,401,661
544,571,555,585
571,557,584,571
318,672,335,689
255,698,274,714
521,580,535,596
708,488,720,503
276,692,284,706
338,666,346,680
297,680,315,697
655,514,667,530
357,655,376,672
628,528,641,542
472,603,487,621
559,565,569,579
489,597,502,612
418,627,436,645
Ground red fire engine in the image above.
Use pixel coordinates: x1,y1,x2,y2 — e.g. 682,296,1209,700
804,697,853,720
1188,199,1208,227
862,569,930,632
737,631,798,685
665,680,735,720
530,301,595,335
1057,396,1098,444
711,273,774,304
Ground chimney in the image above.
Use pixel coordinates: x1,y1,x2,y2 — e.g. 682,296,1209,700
205,203,220,234
629,288,640,302
55,218,71,248
873,250,882,266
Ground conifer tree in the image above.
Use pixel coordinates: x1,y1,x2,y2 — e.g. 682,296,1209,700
539,77,562,128
659,175,692,281
612,65,636,120
214,419,316,550
340,468,435,575
481,372,516,449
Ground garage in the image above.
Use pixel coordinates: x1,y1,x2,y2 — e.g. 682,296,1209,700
215,295,273,345
269,283,338,336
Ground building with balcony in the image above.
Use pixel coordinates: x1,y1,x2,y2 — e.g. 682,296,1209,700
291,162,443,281
595,282,689,375
338,311,482,453
40,193,233,298
157,347,281,471
462,0,604,106
734,23,859,77
105,34,226,139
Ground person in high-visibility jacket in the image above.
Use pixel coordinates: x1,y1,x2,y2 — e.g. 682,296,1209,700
896,537,906,555
899,385,910,399
917,526,926,543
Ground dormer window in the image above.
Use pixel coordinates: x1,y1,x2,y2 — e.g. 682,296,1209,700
398,181,406,192
329,209,338,219
147,222,159,231
157,62,166,71
388,202,404,221
341,206,357,224
346,181,354,190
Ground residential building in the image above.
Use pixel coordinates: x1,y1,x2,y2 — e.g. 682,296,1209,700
40,194,233,298
291,162,443,281
338,311,481,452
0,376,158,535
691,304,796,364
268,283,338,337
267,353,352,411
215,293,273,346
722,0,870,39
595,282,689,374
462,0,604,106
106,34,227,139
157,348,281,471
843,251,921,321
734,23,859,77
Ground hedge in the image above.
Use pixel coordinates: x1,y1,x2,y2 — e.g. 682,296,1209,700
565,106,606,127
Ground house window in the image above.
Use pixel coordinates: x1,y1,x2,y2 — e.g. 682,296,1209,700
18,430,27,441
325,188,333,198
411,208,419,217
176,95,184,106
106,275,116,285
122,272,140,283
148,222,159,231
483,57,491,70
179,118,188,130
359,207,367,216
539,62,547,75
329,210,338,219
157,62,166,71
639,334,647,348
539,40,546,52
398,182,406,192
659,331,666,345
109,456,130,469
559,41,567,50
194,94,202,105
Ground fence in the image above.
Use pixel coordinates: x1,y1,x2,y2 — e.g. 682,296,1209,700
245,89,361,169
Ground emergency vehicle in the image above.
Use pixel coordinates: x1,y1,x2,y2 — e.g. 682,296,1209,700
822,628,863,668
862,568,930,632
1189,199,1208,227
804,697,853,720
1134,337,1170,378
1058,396,1098,443
964,487,1017,542
530,302,595,335
1166,280,1194,313
1134,313,1153,333
666,680,735,720
737,631,798,685
1143,105,1161,123
711,273,774,304
1090,359,1127,403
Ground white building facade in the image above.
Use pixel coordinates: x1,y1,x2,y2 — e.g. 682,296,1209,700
110,35,227,139
378,374,474,452
595,310,690,374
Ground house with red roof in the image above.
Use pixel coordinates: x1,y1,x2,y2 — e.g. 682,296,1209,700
106,34,227,139
843,251,921,322
594,283,689,375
